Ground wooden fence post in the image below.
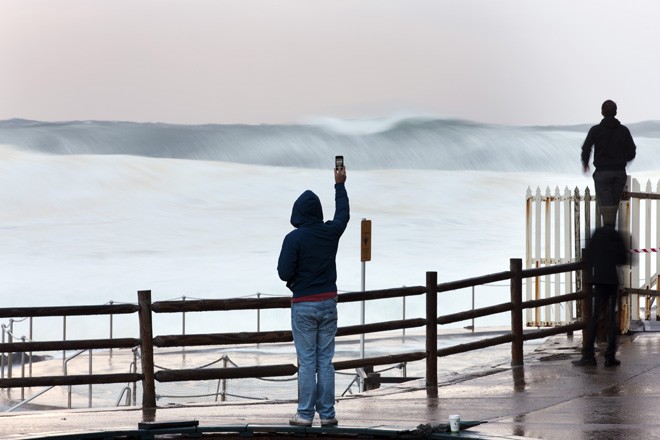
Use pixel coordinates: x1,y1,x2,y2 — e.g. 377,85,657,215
510,259,524,366
138,290,156,409
580,249,593,353
574,188,583,306
425,271,438,398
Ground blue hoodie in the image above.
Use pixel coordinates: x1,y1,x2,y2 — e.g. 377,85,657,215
277,183,350,299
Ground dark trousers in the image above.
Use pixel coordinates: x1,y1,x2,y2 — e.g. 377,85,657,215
584,284,619,359
593,170,627,225
593,169,627,207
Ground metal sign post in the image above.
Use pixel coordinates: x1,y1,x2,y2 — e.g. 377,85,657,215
359,218,371,392
359,219,371,355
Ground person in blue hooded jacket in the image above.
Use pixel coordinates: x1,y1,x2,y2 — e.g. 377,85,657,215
278,166,349,427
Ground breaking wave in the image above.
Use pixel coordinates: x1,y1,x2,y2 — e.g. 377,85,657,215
1,117,660,172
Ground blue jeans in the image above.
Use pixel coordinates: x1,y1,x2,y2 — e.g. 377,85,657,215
291,298,337,420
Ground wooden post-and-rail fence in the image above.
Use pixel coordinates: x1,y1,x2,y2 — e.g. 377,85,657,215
0,258,591,410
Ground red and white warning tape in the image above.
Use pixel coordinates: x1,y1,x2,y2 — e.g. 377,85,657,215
629,248,660,253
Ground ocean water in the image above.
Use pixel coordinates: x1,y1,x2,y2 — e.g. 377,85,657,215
0,117,657,409
3,116,660,335
3,117,660,172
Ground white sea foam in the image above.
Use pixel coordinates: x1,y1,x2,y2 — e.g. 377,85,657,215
0,118,653,409
0,139,594,341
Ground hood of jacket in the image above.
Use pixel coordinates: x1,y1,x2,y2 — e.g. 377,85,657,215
290,190,323,227
600,116,621,130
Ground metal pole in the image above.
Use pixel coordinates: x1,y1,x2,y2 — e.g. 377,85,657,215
20,337,25,401
402,296,406,336
219,356,228,402
359,217,371,393
182,296,187,336
359,260,366,392
29,317,33,377
360,261,366,359
182,296,186,358
8,320,13,383
62,316,67,370
88,349,93,408
257,293,261,333
109,301,114,358
1,326,5,379
132,348,138,406
471,286,475,333
65,354,72,408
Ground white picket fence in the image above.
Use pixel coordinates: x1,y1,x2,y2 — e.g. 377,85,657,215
525,176,660,332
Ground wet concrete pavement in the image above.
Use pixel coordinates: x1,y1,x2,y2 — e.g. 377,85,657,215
2,332,660,439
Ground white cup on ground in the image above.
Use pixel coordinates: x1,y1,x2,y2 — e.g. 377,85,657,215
448,414,460,432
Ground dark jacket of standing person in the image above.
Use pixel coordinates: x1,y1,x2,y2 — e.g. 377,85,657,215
581,116,636,172
573,225,627,367
277,184,349,300
587,225,627,287
581,100,637,226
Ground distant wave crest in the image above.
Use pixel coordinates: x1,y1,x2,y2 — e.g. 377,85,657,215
1,118,660,172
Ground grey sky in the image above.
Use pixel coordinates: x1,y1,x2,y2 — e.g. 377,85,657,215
2,0,659,125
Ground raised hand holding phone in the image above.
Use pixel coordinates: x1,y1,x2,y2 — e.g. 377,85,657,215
334,156,346,183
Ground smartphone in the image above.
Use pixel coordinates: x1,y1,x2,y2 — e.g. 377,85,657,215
335,155,344,170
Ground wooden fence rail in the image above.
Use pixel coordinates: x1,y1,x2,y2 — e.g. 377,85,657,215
0,338,140,353
0,373,142,388
0,258,591,410
0,304,139,318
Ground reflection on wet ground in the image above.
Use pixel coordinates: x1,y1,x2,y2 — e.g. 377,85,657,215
2,332,660,439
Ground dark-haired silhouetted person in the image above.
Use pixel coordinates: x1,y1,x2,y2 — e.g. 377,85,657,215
573,225,627,367
581,99,636,226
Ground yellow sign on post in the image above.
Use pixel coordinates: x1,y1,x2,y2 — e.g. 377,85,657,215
361,219,372,262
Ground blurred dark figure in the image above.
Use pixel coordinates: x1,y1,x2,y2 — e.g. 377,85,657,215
573,225,627,367
581,99,636,226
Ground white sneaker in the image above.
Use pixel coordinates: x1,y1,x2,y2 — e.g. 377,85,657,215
320,417,338,427
289,413,313,426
